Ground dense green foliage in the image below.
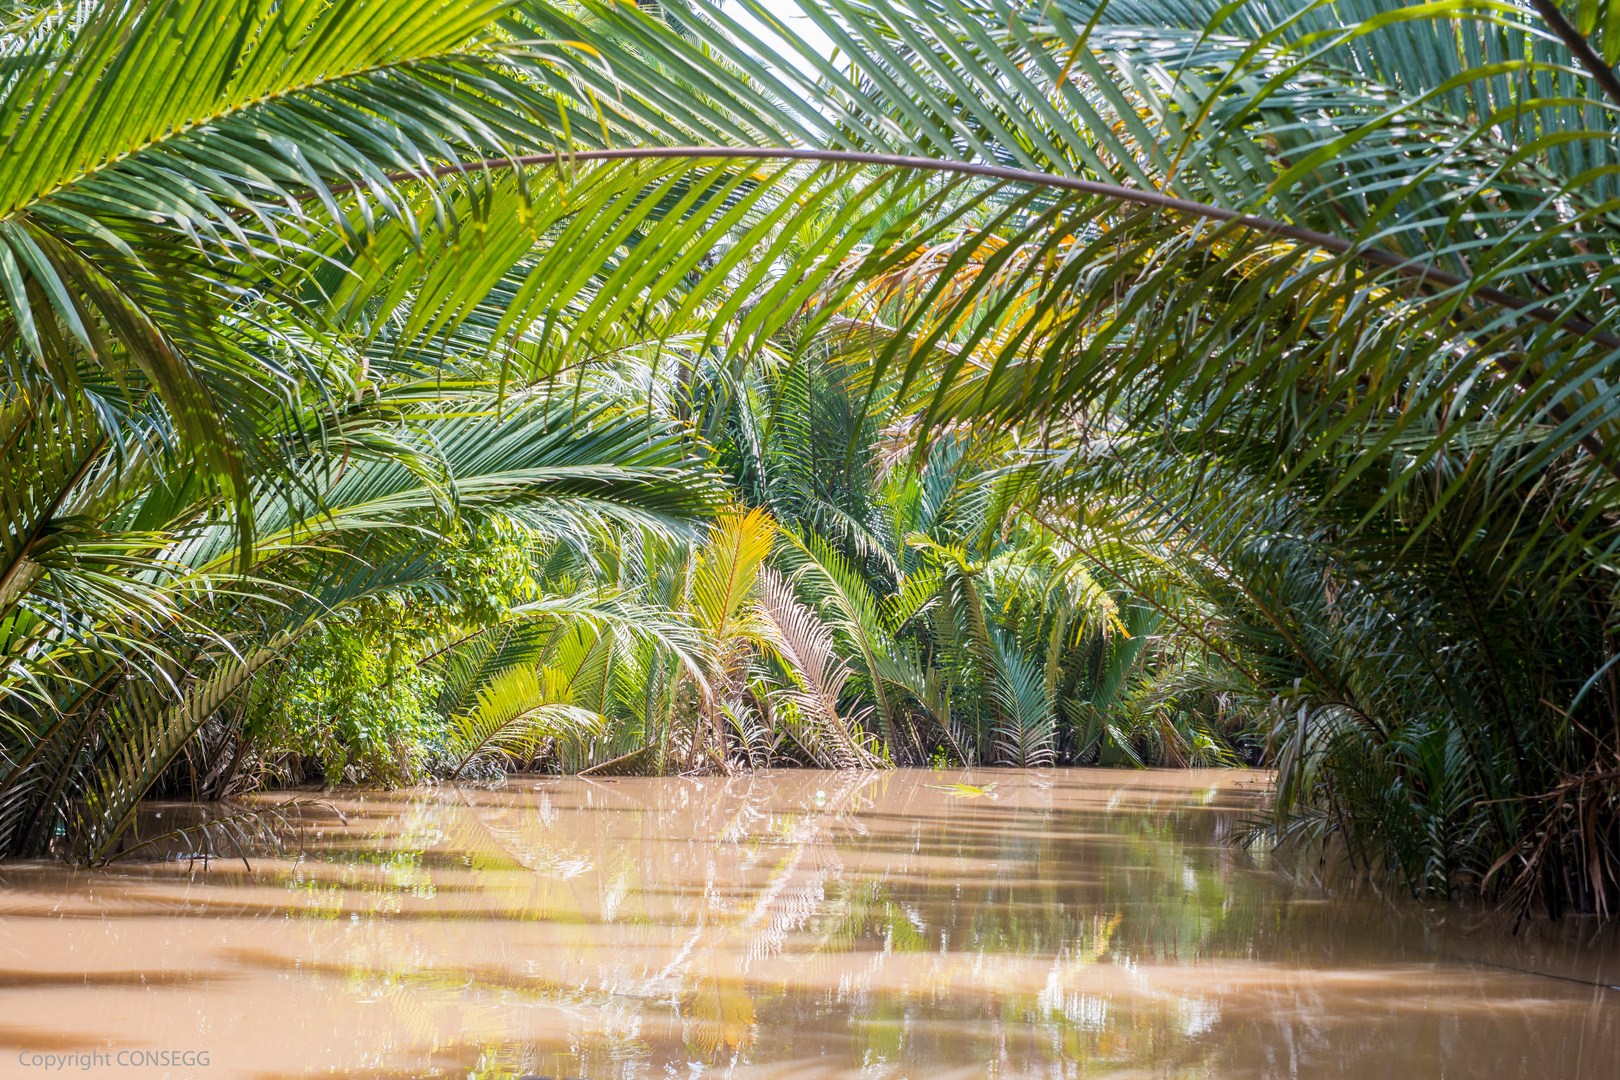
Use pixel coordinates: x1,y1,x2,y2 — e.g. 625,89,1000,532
4,0,1620,919
229,370,1250,789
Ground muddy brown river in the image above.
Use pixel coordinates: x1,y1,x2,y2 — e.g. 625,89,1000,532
0,769,1615,1078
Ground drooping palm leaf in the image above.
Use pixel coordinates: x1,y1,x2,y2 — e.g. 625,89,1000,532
756,564,880,767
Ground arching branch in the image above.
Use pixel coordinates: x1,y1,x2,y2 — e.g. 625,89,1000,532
374,146,1620,351
1530,0,1620,111
350,146,1620,475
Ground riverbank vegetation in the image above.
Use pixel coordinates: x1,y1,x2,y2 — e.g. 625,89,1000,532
2,0,1620,916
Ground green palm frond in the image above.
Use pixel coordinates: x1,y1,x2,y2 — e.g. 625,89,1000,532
65,536,446,860
756,565,881,768
989,630,1056,768
167,393,722,577
445,664,601,780
689,507,776,641
0,0,630,560
777,525,908,750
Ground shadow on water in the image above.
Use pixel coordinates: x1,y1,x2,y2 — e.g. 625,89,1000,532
0,768,1615,1078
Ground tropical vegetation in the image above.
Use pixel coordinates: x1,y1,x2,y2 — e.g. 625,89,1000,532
4,0,1620,918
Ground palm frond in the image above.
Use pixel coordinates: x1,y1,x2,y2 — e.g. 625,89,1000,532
445,664,601,780
756,565,881,768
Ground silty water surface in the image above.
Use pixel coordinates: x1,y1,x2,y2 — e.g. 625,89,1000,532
0,769,1615,1078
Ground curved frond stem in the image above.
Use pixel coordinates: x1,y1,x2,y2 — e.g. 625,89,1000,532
1529,0,1620,109
356,147,1620,353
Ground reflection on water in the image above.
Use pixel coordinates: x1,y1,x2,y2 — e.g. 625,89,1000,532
0,769,1615,1078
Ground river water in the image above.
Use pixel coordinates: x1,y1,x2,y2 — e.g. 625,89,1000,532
0,769,1615,1078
